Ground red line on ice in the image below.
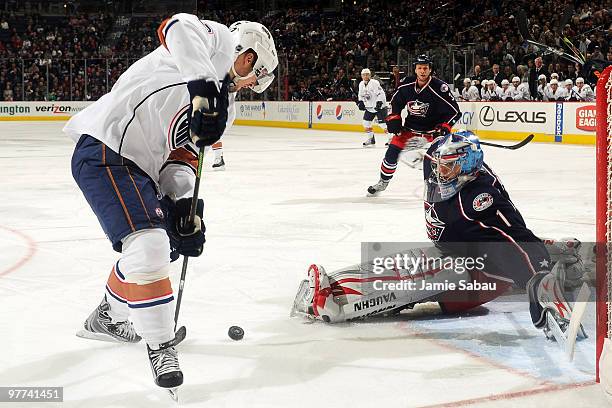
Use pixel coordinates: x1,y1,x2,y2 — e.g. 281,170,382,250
0,225,37,277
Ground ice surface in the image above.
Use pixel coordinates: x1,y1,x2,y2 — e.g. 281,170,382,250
0,122,607,407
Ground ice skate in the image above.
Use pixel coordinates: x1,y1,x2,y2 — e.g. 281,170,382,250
367,179,388,196
212,155,225,171
527,263,590,359
362,136,375,147
290,264,343,322
76,295,141,343
148,339,183,393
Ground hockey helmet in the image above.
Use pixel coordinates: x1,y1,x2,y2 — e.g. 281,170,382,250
361,68,371,75
426,131,483,201
229,21,278,93
413,54,432,68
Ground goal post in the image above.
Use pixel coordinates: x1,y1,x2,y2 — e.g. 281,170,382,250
596,65,612,386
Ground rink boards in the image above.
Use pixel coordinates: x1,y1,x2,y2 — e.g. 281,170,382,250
0,100,596,145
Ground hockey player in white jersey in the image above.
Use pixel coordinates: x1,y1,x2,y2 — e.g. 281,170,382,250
564,79,581,101
64,14,277,394
461,78,480,101
357,68,389,147
481,79,502,101
536,74,548,100
574,77,595,101
543,79,568,101
500,79,513,101
510,76,531,101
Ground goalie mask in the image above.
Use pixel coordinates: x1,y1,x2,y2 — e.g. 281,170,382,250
426,131,483,202
229,21,278,93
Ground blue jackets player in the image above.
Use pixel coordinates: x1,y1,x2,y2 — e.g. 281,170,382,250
292,132,585,344
368,54,460,196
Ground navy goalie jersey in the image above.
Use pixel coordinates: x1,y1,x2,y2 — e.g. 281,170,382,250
422,141,550,287
391,76,460,131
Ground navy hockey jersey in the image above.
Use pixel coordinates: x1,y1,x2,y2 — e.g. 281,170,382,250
423,142,550,287
391,76,461,132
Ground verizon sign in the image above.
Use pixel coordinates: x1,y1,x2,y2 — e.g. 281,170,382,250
575,106,596,132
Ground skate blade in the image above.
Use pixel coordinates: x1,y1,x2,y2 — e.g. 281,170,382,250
167,387,179,402
76,329,125,343
212,166,225,171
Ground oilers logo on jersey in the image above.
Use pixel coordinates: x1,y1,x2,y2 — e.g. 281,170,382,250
168,105,191,150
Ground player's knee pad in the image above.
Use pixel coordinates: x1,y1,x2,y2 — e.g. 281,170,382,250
119,229,171,284
362,120,373,130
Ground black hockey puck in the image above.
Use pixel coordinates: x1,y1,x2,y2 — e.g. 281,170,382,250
228,325,244,341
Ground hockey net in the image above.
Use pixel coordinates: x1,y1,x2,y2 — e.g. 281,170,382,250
597,65,612,384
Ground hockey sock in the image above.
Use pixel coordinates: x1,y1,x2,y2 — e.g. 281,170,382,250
380,144,401,181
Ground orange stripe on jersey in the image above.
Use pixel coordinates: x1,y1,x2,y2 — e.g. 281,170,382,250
126,277,173,302
167,147,198,169
107,266,129,299
126,167,153,227
212,141,223,149
157,18,171,50
106,167,136,232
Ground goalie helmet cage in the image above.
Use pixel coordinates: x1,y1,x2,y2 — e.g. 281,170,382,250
597,65,612,382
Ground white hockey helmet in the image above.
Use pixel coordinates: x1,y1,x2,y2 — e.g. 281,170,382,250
564,79,573,86
550,78,559,85
576,77,585,84
512,76,520,83
481,79,489,86
538,74,546,80
551,72,559,79
229,21,278,93
463,77,471,84
361,68,371,75
501,79,509,86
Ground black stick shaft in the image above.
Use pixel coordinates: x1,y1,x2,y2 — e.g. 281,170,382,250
479,134,534,150
174,145,205,331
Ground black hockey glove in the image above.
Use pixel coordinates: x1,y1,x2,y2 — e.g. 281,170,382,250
433,122,452,137
376,101,383,110
356,100,366,110
385,113,402,134
187,75,230,147
166,197,206,258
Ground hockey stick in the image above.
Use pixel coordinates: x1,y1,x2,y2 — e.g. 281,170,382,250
173,144,205,333
479,134,534,150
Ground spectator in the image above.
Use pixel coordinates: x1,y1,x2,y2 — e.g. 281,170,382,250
529,57,549,99
490,64,505,86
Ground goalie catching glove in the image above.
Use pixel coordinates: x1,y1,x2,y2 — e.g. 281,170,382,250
187,75,230,147
165,197,206,258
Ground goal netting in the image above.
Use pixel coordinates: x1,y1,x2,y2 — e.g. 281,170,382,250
597,65,612,394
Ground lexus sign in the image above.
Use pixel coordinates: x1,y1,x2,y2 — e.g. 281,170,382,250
479,106,547,127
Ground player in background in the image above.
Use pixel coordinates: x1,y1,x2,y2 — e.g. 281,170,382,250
64,14,277,392
543,79,568,101
536,74,548,100
574,77,594,101
292,132,585,343
499,79,512,101
211,141,225,170
564,79,580,101
357,68,389,147
510,76,531,100
481,79,502,101
461,78,480,101
366,55,460,196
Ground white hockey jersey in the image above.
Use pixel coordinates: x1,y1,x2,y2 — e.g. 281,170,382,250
543,87,568,101
461,85,480,101
574,84,595,101
63,13,237,188
511,83,531,101
358,79,387,111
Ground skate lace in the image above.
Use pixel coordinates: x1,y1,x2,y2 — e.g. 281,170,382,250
150,347,180,376
111,321,139,341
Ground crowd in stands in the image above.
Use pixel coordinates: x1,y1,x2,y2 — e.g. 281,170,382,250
0,0,610,102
